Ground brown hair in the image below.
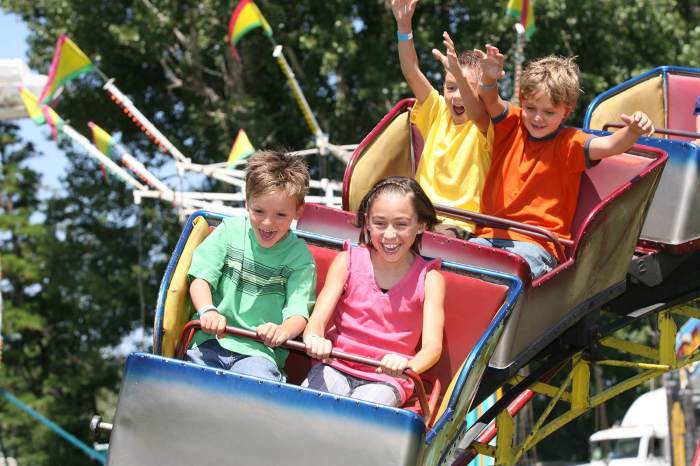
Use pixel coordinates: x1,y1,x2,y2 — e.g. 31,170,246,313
458,50,480,68
245,150,309,205
520,55,581,108
355,176,438,254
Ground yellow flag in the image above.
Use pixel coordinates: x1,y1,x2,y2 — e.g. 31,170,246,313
39,34,94,103
227,129,255,166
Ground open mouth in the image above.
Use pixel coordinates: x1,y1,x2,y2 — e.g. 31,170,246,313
453,105,465,116
382,243,401,255
258,228,277,242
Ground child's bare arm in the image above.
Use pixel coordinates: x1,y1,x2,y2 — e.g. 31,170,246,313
435,31,489,132
377,269,444,378
391,0,432,103
475,45,507,118
190,278,227,337
303,251,349,359
588,111,655,161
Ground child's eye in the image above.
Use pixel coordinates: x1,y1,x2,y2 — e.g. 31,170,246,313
545,111,556,116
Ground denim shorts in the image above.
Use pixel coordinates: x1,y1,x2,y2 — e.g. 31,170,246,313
186,338,283,382
469,237,557,279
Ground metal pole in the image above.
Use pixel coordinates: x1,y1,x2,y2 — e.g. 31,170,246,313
103,80,191,164
62,125,146,191
0,388,106,464
272,45,324,139
510,23,526,105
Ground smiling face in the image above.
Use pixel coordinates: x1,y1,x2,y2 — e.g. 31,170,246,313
246,190,303,248
443,66,479,125
365,191,425,265
520,88,571,139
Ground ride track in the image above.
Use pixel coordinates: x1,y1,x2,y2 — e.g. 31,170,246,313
98,66,700,466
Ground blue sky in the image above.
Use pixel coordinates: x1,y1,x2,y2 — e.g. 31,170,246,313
1,10,69,191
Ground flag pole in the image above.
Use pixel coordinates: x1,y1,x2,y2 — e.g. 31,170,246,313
61,124,146,190
103,79,191,165
114,144,174,194
510,22,526,106
271,45,324,140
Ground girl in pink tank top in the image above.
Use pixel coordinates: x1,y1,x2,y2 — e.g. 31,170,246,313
302,177,445,406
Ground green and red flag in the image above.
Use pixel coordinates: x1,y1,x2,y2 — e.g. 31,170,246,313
39,34,95,104
227,0,273,61
506,0,535,38
227,128,255,166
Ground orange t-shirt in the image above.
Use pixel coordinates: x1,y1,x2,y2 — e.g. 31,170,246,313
476,105,593,262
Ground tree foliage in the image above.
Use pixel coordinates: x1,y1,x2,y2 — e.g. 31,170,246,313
0,0,698,463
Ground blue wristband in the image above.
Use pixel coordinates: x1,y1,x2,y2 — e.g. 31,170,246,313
397,31,413,42
479,81,498,90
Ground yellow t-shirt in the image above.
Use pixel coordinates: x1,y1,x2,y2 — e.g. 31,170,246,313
411,88,493,232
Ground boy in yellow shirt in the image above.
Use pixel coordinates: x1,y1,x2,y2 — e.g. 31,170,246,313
391,0,492,239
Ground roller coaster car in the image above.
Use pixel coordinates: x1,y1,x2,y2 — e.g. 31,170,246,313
107,98,667,465
584,66,700,312
107,210,522,466
341,98,667,395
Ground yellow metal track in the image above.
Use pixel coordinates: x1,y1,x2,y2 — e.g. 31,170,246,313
467,304,700,465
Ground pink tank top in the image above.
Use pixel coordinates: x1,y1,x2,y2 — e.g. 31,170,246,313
327,241,440,403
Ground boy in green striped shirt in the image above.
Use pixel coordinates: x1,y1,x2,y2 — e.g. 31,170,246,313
186,151,317,381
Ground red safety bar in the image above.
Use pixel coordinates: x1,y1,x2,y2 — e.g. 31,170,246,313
435,204,572,260
176,321,441,426
603,122,700,140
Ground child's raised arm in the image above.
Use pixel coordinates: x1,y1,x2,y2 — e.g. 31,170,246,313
434,31,490,132
379,269,445,377
475,45,507,119
303,251,349,360
391,0,432,103
588,111,655,161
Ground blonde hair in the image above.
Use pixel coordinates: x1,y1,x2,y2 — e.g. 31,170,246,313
520,55,581,108
245,150,309,205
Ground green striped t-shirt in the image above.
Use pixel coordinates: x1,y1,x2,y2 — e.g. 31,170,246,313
187,215,316,369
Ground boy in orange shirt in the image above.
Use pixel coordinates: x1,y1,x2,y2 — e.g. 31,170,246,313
391,0,492,239
471,47,654,278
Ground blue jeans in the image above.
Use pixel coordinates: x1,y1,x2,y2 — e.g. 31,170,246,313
186,338,284,382
469,237,557,279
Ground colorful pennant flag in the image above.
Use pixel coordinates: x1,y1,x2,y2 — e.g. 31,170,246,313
227,0,273,61
227,129,255,166
88,122,119,182
19,87,47,124
18,87,63,136
506,0,535,39
88,122,119,160
39,34,95,104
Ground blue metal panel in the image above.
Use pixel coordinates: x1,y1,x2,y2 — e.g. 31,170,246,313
108,353,425,466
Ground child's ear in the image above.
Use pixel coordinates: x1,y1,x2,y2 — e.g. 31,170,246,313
417,222,426,234
295,203,305,220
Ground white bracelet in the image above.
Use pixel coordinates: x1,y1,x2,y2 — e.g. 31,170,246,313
303,333,322,345
196,304,217,318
